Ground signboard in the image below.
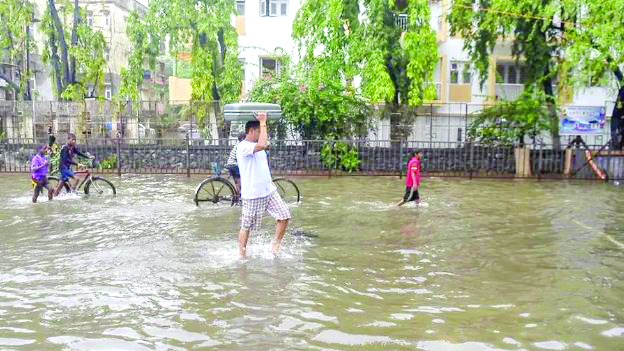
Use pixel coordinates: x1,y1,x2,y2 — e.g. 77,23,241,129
560,106,606,135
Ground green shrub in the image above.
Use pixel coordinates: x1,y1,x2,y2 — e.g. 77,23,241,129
98,154,118,170
321,142,361,173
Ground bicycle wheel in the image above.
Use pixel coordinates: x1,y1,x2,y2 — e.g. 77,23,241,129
84,177,116,196
273,178,300,204
194,177,237,206
47,176,70,195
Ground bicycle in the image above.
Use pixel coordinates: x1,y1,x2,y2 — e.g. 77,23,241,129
46,161,116,197
194,162,300,206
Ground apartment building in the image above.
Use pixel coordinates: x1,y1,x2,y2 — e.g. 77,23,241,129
236,0,302,96
1,0,165,102
79,0,167,101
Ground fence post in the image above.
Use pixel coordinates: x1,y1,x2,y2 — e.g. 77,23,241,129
469,143,474,179
538,143,544,180
186,133,190,177
116,138,121,177
130,141,135,171
399,140,403,179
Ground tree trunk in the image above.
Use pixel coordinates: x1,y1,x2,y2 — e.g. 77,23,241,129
610,67,624,149
542,72,560,149
48,0,71,88
25,25,32,100
70,0,80,83
47,23,64,98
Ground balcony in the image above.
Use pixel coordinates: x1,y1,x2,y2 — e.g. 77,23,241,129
495,84,524,101
396,14,408,31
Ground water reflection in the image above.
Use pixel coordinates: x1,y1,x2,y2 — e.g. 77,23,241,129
0,175,623,350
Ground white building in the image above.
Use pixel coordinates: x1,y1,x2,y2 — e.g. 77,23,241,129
235,0,302,96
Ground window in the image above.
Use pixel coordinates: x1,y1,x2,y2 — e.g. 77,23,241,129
280,0,287,16
260,57,281,77
259,0,288,16
105,15,110,26
237,0,245,15
105,85,112,99
87,12,94,27
496,63,528,84
104,49,110,61
450,61,471,84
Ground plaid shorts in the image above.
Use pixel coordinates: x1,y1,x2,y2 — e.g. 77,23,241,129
241,190,291,231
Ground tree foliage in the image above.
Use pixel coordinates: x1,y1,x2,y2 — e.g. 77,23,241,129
468,90,550,146
448,0,569,146
40,0,107,100
122,0,243,137
563,1,624,149
292,0,438,140
0,0,36,100
249,60,373,141
449,0,624,148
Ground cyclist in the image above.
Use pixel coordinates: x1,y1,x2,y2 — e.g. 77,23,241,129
226,132,246,195
54,133,93,195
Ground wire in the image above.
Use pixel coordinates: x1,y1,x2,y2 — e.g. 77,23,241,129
450,3,579,28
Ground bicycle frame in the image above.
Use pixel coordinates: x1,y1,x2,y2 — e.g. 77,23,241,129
72,169,93,191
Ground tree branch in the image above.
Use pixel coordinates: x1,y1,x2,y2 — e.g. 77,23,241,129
70,0,80,82
48,0,71,87
47,20,65,98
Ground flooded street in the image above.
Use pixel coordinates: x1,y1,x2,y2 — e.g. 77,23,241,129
0,174,623,350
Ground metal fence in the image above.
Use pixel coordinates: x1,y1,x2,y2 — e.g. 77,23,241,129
2,137,623,180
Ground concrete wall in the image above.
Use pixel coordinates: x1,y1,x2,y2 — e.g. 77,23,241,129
169,77,192,103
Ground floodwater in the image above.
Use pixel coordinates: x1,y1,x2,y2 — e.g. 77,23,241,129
0,174,623,350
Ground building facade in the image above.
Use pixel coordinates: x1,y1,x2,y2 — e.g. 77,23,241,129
236,0,302,97
1,0,165,102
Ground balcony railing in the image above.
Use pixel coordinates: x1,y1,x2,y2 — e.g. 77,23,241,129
495,84,524,101
396,14,408,31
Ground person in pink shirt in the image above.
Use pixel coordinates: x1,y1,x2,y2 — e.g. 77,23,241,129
397,150,423,206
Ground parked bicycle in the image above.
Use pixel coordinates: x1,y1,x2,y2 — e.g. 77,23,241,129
194,162,299,206
46,158,116,196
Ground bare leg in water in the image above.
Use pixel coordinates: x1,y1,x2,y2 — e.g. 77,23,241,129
238,219,289,259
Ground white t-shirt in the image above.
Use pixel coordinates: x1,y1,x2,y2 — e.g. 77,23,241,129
236,140,276,199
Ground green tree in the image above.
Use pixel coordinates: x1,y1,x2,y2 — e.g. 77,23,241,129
249,62,372,141
0,0,35,100
40,0,107,100
564,1,624,149
292,0,438,141
468,90,550,146
121,0,242,138
448,0,569,147
249,59,372,172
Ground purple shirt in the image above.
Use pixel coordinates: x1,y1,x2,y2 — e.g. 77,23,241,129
31,154,48,181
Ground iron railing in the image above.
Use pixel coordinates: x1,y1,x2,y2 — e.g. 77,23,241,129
1,137,623,180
